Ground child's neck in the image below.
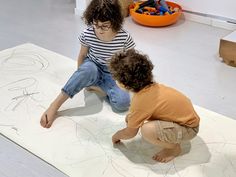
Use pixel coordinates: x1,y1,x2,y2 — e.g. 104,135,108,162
95,30,117,42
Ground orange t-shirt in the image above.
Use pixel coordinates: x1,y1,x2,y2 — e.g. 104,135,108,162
127,83,200,128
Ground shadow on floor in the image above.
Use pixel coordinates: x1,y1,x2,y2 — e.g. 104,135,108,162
58,89,105,117
114,136,210,176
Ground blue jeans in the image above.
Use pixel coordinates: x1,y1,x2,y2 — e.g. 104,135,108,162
62,58,130,111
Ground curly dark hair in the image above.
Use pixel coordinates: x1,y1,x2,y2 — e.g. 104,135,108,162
109,49,154,92
83,0,124,32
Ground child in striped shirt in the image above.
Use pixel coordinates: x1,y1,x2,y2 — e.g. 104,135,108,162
40,0,135,128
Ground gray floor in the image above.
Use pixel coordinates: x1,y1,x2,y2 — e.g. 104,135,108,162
0,0,236,177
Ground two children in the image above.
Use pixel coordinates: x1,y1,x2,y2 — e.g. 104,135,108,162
40,0,135,128
109,49,200,163
40,0,200,163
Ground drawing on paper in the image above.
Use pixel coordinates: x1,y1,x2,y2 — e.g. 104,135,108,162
0,44,236,177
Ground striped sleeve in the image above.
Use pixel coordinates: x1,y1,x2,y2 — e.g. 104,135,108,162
124,33,135,50
78,30,89,47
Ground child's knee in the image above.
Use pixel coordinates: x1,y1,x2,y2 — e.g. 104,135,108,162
111,95,130,112
141,122,156,139
79,63,98,81
112,100,129,112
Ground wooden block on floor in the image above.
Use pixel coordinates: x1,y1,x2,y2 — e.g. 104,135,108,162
219,30,236,67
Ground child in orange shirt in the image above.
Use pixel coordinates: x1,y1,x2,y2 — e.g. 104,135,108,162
109,49,200,163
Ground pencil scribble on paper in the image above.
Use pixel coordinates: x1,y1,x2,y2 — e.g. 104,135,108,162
0,77,40,111
0,44,236,177
0,48,49,75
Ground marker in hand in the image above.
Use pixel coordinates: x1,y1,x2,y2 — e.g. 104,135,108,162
45,114,48,124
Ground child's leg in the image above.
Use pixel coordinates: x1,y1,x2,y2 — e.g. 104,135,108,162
140,121,181,163
62,60,100,98
141,121,198,162
40,59,100,128
98,72,130,111
85,86,106,96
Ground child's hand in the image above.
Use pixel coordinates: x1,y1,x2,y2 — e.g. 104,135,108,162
40,111,57,128
112,134,120,144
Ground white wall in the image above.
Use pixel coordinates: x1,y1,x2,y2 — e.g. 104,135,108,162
75,0,236,21
75,0,91,16
172,0,236,21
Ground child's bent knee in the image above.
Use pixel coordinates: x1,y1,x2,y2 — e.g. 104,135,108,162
112,102,129,112
111,98,130,112
141,122,156,138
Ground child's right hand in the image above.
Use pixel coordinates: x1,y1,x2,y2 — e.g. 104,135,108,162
40,111,56,128
112,134,121,144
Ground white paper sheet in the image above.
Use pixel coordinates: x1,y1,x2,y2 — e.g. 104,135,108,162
0,44,236,177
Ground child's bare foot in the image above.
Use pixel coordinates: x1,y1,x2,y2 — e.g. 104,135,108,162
40,108,57,128
152,144,181,163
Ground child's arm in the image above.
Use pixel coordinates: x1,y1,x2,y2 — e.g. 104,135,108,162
77,45,89,68
112,127,139,144
125,115,128,123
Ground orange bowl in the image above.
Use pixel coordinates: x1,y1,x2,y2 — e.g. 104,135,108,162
129,1,182,27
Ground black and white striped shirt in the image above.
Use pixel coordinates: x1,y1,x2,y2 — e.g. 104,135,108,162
79,26,135,67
